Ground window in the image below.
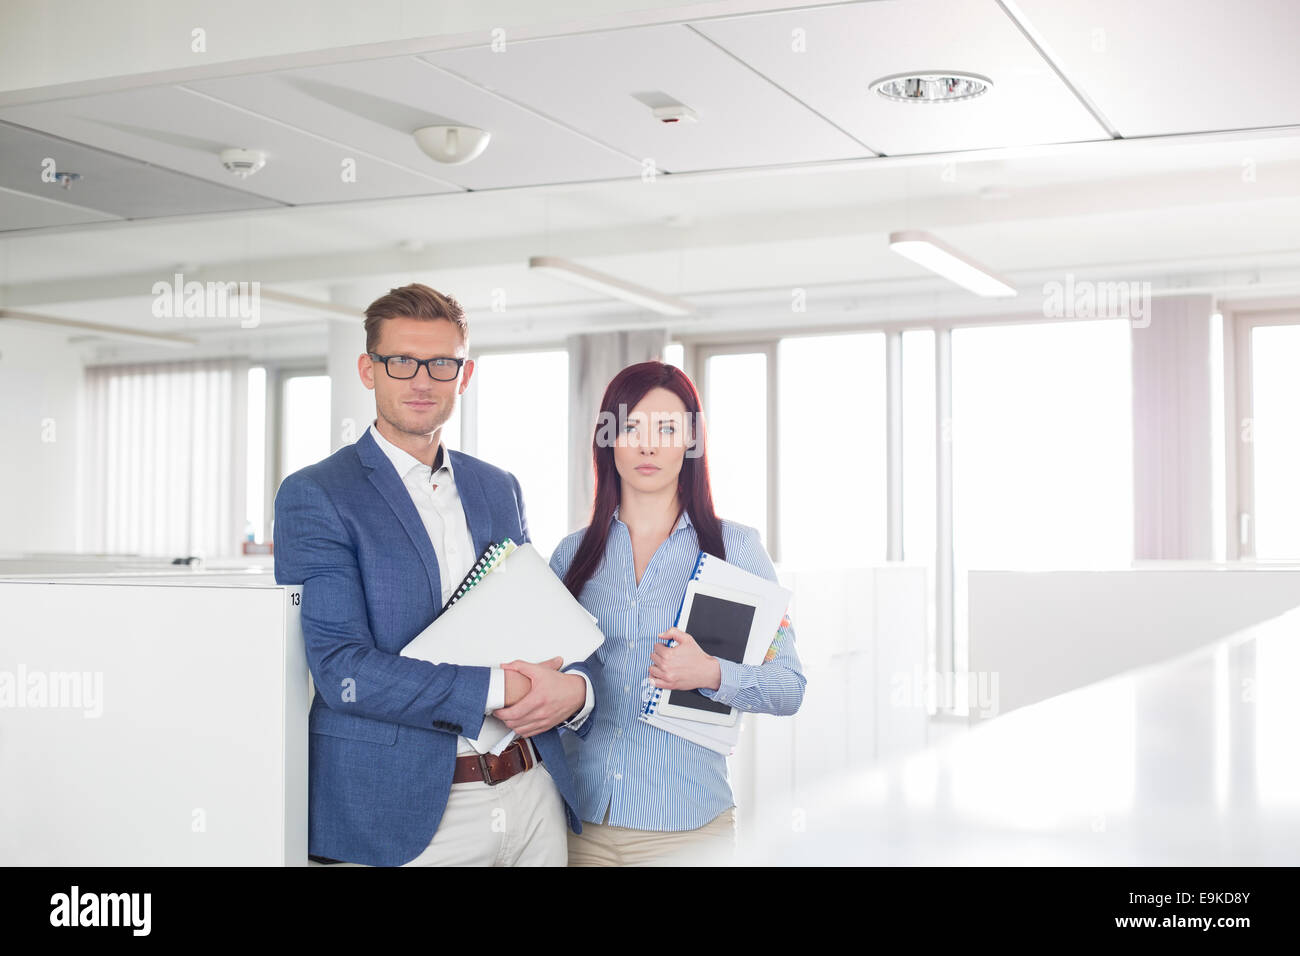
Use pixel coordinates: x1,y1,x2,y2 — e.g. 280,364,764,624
701,350,769,546
471,350,569,558
83,358,249,557
279,374,332,482
778,333,887,567
950,319,1134,669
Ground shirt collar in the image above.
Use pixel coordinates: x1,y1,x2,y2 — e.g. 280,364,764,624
368,421,453,481
612,504,693,535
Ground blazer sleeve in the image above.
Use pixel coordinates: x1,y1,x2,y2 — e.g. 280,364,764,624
696,526,806,717
274,471,491,737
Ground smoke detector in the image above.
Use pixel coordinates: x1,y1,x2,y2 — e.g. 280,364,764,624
219,148,267,178
652,104,699,124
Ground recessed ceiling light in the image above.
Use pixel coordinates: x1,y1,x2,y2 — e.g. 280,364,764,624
870,72,992,104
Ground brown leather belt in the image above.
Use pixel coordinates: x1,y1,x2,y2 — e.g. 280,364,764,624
453,738,539,786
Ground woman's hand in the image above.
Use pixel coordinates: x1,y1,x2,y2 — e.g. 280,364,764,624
648,627,721,692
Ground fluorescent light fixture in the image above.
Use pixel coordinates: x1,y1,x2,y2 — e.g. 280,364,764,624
888,230,1017,297
528,256,695,316
0,309,197,347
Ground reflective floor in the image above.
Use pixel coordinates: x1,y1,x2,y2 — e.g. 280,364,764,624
736,605,1300,865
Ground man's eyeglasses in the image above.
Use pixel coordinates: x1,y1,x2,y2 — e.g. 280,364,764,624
368,352,466,381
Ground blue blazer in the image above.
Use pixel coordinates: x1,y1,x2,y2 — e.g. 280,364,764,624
273,428,592,866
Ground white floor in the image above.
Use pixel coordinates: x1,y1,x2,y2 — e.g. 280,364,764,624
736,605,1300,865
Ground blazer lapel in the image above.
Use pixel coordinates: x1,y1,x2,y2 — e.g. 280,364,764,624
449,451,494,559
355,429,441,606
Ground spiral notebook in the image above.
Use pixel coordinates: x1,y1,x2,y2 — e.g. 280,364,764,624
401,541,605,755
640,551,792,741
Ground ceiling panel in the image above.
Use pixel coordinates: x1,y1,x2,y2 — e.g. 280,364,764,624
0,86,458,206
0,120,278,228
425,22,873,172
694,0,1111,155
0,186,119,231
1010,0,1300,137
187,56,644,190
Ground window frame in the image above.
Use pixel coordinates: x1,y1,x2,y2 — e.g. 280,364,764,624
1224,301,1300,560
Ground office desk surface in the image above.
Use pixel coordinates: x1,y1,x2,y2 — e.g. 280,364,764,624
739,605,1300,865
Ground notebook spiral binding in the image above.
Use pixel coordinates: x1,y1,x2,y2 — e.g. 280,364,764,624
441,538,517,613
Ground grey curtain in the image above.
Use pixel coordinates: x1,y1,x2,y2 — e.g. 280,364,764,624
566,329,669,531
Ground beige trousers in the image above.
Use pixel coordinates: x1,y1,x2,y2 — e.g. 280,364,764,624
566,807,737,867
308,757,567,867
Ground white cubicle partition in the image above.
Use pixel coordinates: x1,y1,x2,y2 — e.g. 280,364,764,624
0,576,308,865
969,566,1300,717
730,564,929,834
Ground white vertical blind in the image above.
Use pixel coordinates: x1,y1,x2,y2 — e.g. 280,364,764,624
83,359,248,558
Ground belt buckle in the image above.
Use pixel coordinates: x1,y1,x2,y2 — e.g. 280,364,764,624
476,752,501,787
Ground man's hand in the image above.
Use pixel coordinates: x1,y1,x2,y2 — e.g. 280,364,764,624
504,668,532,708
649,627,721,692
495,657,586,738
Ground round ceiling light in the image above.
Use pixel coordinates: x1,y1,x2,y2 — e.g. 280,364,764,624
870,72,992,103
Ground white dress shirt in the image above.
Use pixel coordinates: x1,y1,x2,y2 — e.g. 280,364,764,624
367,423,592,754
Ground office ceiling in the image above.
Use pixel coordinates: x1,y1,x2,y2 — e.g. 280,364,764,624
1,0,1298,349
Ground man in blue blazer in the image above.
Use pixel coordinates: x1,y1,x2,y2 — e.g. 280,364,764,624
274,283,594,866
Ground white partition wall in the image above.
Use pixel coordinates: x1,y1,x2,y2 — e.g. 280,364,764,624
969,566,1300,716
0,577,308,865
730,564,928,833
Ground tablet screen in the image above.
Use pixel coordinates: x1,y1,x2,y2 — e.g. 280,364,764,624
667,592,756,715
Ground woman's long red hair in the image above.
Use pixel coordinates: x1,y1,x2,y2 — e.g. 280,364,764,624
562,361,725,599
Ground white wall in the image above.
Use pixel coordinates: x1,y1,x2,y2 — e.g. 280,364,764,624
0,322,82,552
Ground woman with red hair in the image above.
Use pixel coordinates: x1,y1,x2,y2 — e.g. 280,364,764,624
549,360,806,866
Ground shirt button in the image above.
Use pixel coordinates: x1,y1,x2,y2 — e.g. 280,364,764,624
623,685,631,693
614,773,623,781
627,641,634,649
616,728,623,736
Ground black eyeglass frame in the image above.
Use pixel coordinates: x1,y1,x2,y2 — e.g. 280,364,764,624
367,352,467,381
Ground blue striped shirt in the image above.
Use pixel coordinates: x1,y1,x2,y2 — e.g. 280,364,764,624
549,506,806,831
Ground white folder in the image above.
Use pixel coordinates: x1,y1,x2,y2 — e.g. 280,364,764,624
400,543,605,754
